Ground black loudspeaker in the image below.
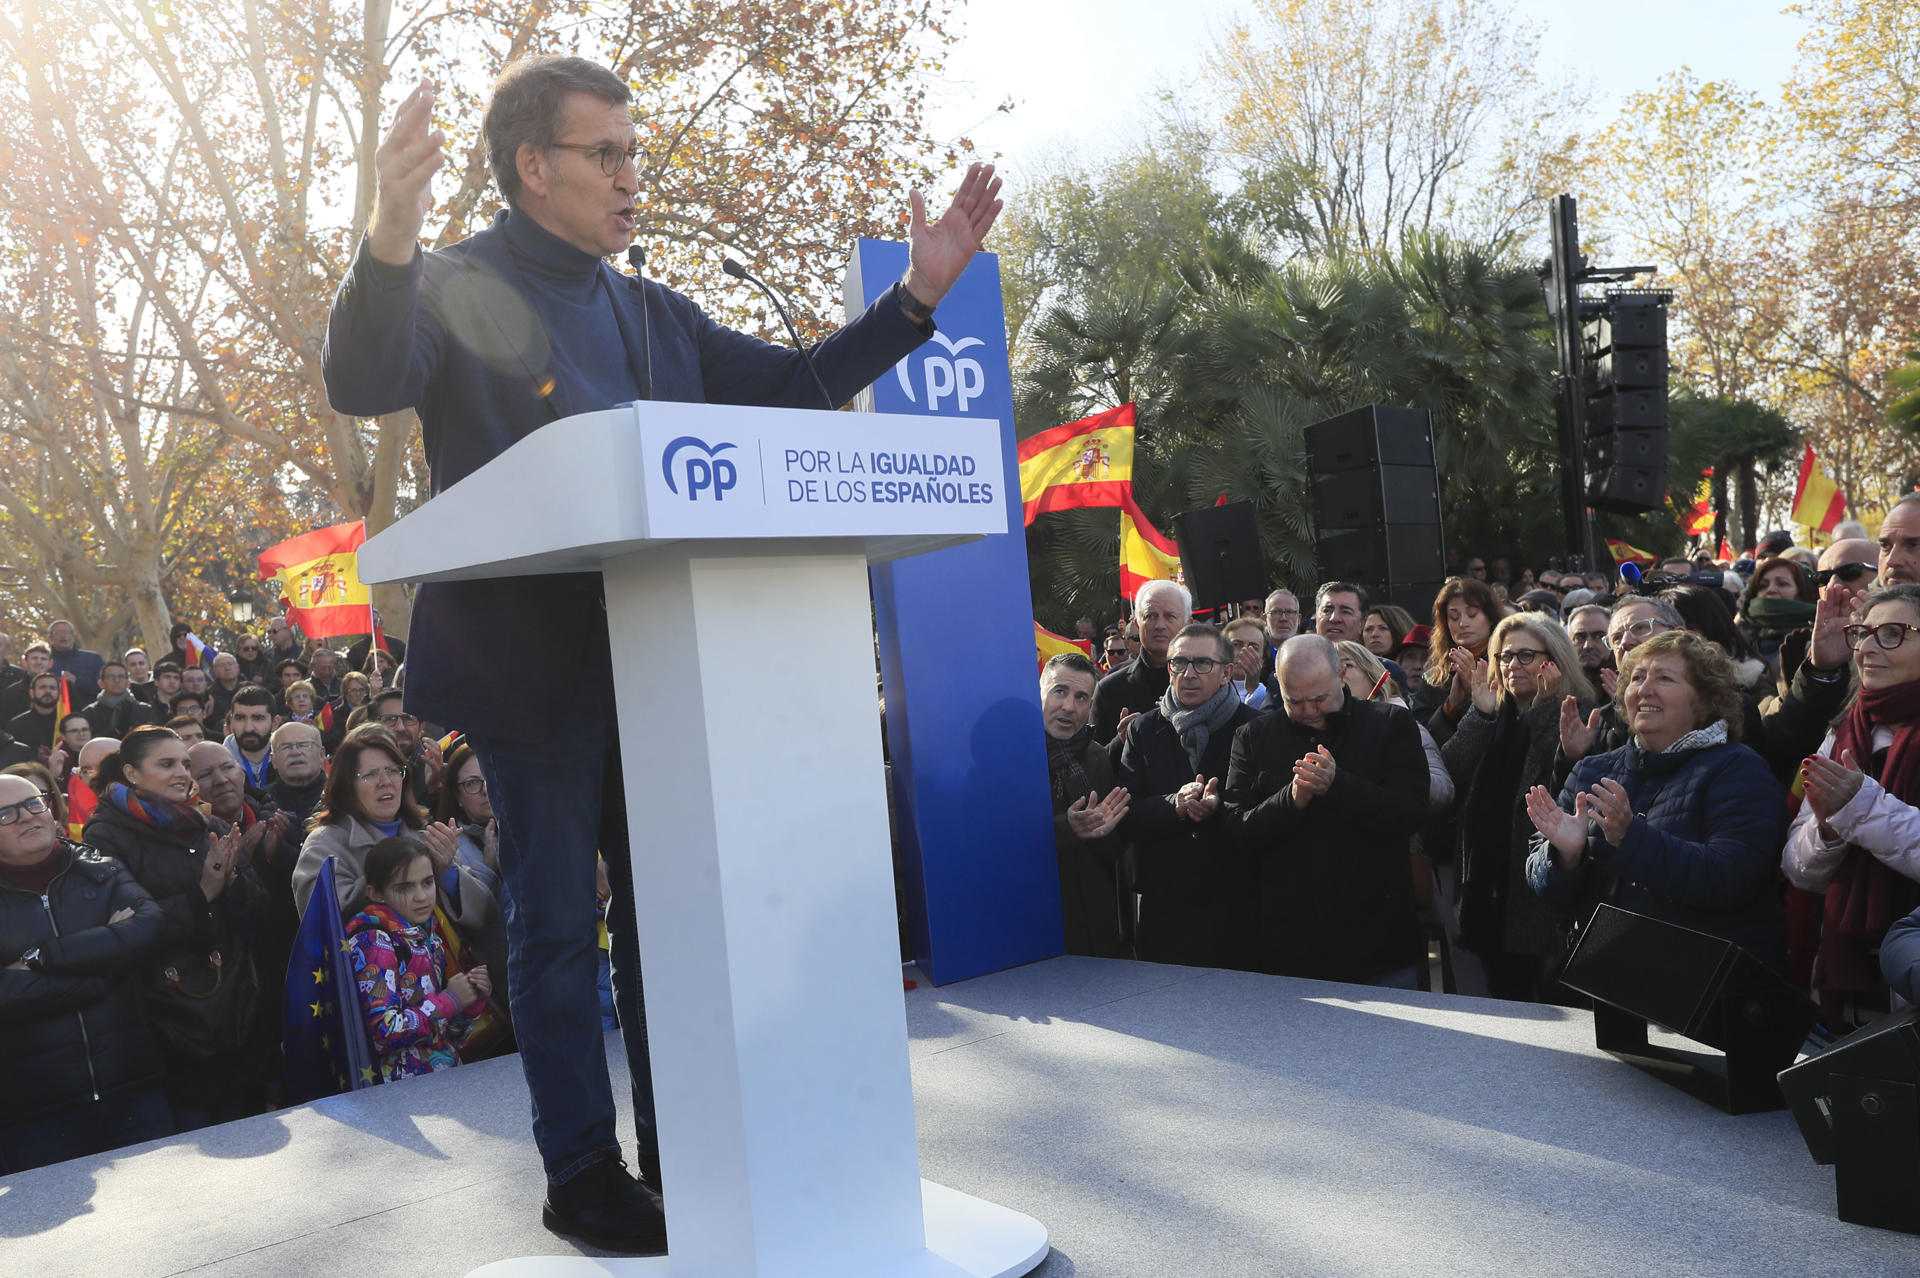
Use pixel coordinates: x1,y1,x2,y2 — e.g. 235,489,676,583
1307,405,1446,599
1173,501,1267,610
1779,1009,1920,1234
1559,904,1817,1114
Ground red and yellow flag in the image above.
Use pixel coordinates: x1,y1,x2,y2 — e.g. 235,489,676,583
55,676,72,724
259,521,372,639
1034,622,1092,673
1791,444,1846,534
1684,468,1715,538
66,771,96,841
1017,404,1135,525
1119,495,1181,601
1605,537,1658,568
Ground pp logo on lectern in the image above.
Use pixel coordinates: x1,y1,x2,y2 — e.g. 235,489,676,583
895,331,987,413
661,435,739,501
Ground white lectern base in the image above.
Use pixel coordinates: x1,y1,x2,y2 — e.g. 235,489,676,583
464,1179,1049,1277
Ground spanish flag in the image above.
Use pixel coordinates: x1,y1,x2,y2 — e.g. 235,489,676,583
258,521,373,639
1035,622,1092,673
1605,537,1658,568
1119,494,1181,601
67,771,96,841
1017,404,1135,525
1791,444,1846,534
55,675,72,725
1684,469,1715,537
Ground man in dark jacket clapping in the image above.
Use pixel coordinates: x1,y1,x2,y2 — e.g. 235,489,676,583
1118,624,1256,968
1041,653,1129,957
0,773,172,1173
1225,634,1430,985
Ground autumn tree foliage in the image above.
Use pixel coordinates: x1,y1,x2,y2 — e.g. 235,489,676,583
0,0,959,651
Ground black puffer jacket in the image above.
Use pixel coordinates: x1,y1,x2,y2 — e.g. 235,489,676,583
82,798,264,969
1,844,167,1123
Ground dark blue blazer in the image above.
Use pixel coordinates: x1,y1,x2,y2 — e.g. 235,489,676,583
323,209,932,740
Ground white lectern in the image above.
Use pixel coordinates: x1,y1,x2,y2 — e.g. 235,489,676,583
359,402,1048,1278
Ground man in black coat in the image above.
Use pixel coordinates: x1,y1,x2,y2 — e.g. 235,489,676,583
0,773,172,1173
1117,624,1257,968
266,721,329,827
1093,579,1191,747
1041,652,1129,957
82,660,158,739
7,671,61,756
1225,634,1430,985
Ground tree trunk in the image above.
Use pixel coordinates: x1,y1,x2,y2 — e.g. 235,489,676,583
1736,456,1761,556
363,410,415,639
124,547,175,661
1710,470,1730,553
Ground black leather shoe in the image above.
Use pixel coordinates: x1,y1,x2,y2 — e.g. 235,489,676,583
542,1156,668,1255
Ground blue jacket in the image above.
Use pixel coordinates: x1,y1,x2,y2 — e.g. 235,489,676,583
322,209,932,740
1883,905,1920,1004
1526,734,1788,968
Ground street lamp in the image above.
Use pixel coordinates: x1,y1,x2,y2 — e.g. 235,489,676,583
230,599,255,624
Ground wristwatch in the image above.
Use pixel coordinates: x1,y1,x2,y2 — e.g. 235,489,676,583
1802,662,1845,684
896,280,935,326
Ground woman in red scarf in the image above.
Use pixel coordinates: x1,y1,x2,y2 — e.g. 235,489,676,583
1784,583,1920,1027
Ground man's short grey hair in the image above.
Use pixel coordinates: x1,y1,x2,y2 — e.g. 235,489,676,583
1565,604,1610,629
1609,594,1685,630
484,55,631,206
1277,633,1341,678
1265,589,1298,608
1134,579,1192,620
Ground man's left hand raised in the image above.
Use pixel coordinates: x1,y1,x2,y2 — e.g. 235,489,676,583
904,163,1004,309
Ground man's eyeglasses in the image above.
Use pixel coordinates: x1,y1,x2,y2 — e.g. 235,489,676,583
1103,648,1128,661
1168,657,1220,675
1570,630,1610,648
378,712,419,728
457,775,488,796
549,140,641,176
1608,618,1671,647
1814,562,1875,587
355,765,405,784
0,794,50,827
1496,648,1544,667
1844,622,1920,651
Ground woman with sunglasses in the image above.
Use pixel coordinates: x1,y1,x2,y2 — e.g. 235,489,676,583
1784,583,1920,1028
1437,613,1596,1001
0,771,172,1173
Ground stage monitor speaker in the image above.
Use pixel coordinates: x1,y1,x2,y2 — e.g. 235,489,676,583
1778,1008,1920,1234
1305,405,1435,475
1173,501,1267,610
1560,904,1817,1114
1311,465,1441,529
1312,525,1447,586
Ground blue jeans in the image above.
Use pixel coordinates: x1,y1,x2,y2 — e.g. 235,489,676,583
469,723,654,1185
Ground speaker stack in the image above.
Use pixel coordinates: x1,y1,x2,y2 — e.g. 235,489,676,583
1173,501,1269,612
1306,405,1446,616
1583,291,1671,512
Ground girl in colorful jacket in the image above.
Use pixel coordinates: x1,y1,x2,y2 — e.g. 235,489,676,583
346,837,491,1082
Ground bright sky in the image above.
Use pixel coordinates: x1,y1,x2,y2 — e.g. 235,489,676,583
927,0,1813,178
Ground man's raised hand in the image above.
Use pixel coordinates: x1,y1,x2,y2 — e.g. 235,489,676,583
904,163,1004,308
368,79,446,266
1068,787,1130,839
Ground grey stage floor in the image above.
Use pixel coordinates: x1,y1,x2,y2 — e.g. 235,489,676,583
1,957,1912,1276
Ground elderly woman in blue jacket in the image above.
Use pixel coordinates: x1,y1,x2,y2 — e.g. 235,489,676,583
1523,629,1789,971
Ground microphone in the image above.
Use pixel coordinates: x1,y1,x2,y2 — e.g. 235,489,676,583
1619,562,1643,587
625,246,655,401
721,256,835,411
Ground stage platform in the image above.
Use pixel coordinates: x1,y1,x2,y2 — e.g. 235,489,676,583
1,957,1907,1276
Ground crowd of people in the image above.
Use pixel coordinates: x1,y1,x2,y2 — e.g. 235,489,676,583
0,624,521,1174
1044,504,1920,1032
10,500,1920,1180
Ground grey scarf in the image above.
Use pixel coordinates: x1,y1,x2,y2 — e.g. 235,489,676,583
1159,681,1243,771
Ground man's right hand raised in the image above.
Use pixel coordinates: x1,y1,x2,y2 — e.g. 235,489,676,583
368,79,445,267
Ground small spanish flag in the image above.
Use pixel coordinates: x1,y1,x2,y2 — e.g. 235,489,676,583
1791,444,1846,534
67,770,96,841
317,701,335,734
1017,404,1135,525
258,521,372,640
1605,537,1658,568
1119,494,1181,601
1035,622,1092,673
1684,469,1714,537
56,675,73,724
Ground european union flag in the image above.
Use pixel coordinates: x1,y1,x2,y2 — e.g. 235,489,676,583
283,856,376,1103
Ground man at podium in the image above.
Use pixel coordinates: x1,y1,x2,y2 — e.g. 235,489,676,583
322,54,1002,1254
